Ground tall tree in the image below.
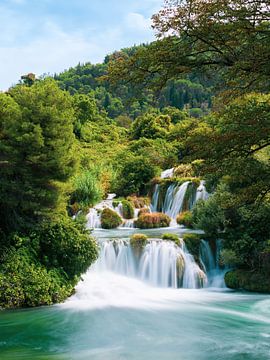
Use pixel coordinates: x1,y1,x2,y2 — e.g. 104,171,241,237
0,79,78,232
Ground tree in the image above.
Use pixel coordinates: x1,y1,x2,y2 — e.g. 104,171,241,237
108,0,270,95
0,79,78,232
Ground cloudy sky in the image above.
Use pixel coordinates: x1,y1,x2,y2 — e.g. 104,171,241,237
0,0,163,90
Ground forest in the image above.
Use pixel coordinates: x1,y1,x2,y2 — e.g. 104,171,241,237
0,0,270,309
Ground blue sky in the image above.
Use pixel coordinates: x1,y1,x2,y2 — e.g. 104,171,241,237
0,0,163,90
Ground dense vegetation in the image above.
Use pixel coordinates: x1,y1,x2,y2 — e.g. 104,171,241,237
107,0,270,291
0,0,269,308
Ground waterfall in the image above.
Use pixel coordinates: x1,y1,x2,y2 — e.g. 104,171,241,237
199,239,225,288
86,208,101,229
161,168,174,179
163,181,190,219
94,239,207,289
150,184,160,212
196,180,209,202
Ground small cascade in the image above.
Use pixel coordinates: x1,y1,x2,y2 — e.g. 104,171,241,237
86,208,101,229
94,239,207,289
163,181,190,219
161,168,174,179
196,180,209,202
150,184,160,212
199,239,225,288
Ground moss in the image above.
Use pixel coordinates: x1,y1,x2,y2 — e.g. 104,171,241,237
162,233,181,246
138,208,150,217
182,182,198,211
225,270,270,293
177,211,193,228
122,200,135,219
183,233,202,260
127,196,150,209
130,234,148,259
130,234,148,248
101,208,122,229
135,212,171,229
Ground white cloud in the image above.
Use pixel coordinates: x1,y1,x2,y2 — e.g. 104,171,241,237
125,12,152,32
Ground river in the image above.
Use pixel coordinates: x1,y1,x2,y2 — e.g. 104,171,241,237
0,227,269,360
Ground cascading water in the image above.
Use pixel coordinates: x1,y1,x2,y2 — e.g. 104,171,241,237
199,239,225,288
93,238,207,289
163,181,190,219
196,180,209,202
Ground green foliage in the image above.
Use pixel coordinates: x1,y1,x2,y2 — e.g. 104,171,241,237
177,211,193,228
135,212,171,229
121,200,134,219
127,196,150,209
115,156,158,196
35,218,98,278
183,233,202,259
162,233,181,246
130,113,172,140
72,168,103,209
225,270,270,293
0,79,78,232
0,247,74,308
101,208,122,229
130,234,148,250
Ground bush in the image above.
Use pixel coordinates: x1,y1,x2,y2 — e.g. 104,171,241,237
177,211,193,228
220,249,241,267
225,270,270,293
101,208,122,229
183,233,202,259
115,156,158,196
122,200,135,219
127,196,151,209
135,212,171,229
72,169,103,208
36,218,99,279
0,248,74,309
130,234,148,249
138,208,150,217
162,233,181,246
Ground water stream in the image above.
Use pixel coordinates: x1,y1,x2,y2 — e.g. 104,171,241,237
0,174,269,359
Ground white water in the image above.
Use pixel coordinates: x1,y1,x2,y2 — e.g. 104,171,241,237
196,180,209,202
160,168,174,179
164,181,190,219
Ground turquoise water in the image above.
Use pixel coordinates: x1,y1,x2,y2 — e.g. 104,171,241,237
1,228,269,360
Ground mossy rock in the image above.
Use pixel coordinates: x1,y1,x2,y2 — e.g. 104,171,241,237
183,233,202,260
162,233,181,246
127,196,150,209
177,211,193,228
135,212,171,229
101,208,122,229
138,208,150,217
225,270,270,293
122,200,135,219
130,234,148,249
130,234,148,259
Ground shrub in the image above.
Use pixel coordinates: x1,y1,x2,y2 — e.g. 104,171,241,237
115,156,158,196
138,208,150,217
122,200,135,219
36,218,99,279
72,169,103,208
225,270,270,293
130,234,148,249
0,248,74,309
127,196,151,209
162,233,181,246
135,212,171,229
183,233,202,259
101,208,122,229
177,211,193,228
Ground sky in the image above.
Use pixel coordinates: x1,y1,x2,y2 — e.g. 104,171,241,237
0,0,163,90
